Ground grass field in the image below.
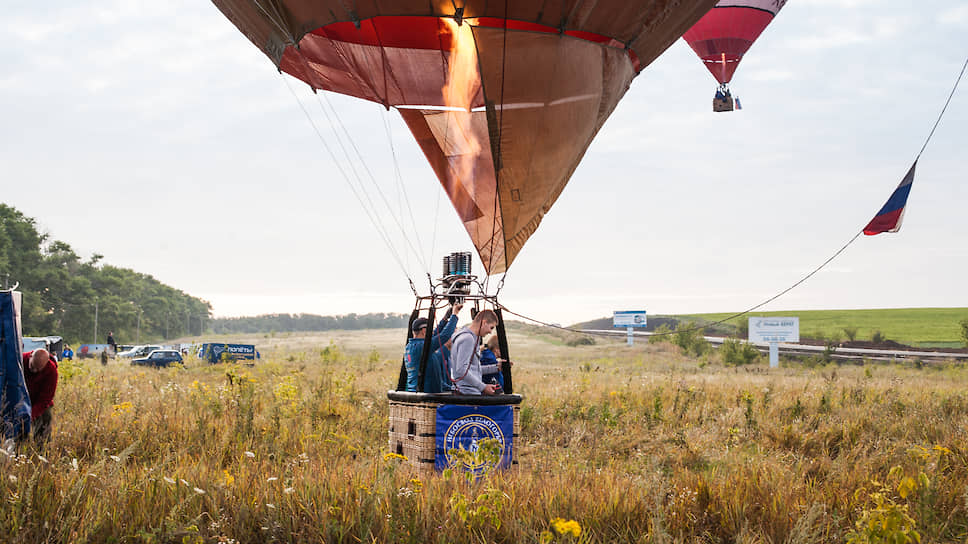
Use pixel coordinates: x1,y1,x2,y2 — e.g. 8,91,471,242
683,308,968,347
4,328,968,543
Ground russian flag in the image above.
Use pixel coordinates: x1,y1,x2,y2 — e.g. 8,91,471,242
863,161,916,235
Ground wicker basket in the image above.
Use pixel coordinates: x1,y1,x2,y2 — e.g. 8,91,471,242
387,392,522,475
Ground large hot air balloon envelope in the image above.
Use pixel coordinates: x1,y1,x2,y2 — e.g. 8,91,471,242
213,1,718,274
682,0,787,110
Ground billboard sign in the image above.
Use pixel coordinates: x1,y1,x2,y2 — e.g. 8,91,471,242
613,311,647,328
748,317,799,343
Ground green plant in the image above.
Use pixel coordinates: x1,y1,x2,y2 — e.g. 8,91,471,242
845,466,924,544
449,486,508,531
673,323,709,357
566,335,595,347
822,341,838,363
960,318,968,347
720,338,760,366
843,326,859,341
648,324,673,344
872,330,886,344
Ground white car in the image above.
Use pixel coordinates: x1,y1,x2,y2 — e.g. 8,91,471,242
117,345,163,358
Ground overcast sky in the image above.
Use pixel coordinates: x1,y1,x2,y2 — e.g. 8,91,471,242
2,1,966,325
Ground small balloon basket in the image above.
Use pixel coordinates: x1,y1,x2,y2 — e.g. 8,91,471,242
389,258,523,475
387,391,522,475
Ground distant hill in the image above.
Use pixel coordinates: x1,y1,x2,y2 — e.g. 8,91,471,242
572,308,968,348
571,315,687,332
686,308,968,347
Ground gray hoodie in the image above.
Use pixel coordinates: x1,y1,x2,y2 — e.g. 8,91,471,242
449,327,486,394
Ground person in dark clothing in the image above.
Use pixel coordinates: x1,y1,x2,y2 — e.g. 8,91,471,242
404,303,462,392
424,339,454,394
106,332,117,356
21,349,58,446
479,333,505,390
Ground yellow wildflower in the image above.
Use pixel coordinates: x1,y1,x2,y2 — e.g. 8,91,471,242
111,402,133,417
551,517,582,538
223,469,235,486
383,452,408,462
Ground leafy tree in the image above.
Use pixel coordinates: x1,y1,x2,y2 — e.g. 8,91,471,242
1,204,211,344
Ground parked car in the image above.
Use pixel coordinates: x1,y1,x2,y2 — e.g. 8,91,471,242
197,343,259,364
118,345,164,358
131,350,184,368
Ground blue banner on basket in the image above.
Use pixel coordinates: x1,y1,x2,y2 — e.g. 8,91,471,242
435,404,513,473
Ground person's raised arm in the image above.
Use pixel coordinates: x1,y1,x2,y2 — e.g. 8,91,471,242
430,303,461,352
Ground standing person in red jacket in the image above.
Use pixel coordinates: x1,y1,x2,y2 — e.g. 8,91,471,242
21,349,58,446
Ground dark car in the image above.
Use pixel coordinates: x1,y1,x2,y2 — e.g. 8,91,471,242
131,349,184,368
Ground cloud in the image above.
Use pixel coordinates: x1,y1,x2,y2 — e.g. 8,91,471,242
746,69,796,82
939,6,968,26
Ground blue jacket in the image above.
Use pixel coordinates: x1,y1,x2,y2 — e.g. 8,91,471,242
404,312,457,392
480,347,504,389
424,345,453,394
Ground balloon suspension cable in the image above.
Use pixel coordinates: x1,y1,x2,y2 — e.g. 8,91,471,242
493,274,507,297
381,110,429,273
312,91,429,276
280,76,414,284
409,278,419,297
916,55,968,160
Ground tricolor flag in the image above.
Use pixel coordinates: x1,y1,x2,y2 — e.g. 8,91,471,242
863,161,916,235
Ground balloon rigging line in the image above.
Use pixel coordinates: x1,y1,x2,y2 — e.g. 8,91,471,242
313,91,429,277
429,177,443,276
311,90,413,273
485,0,512,292
916,55,967,160
381,108,429,273
281,75,413,283
289,40,427,277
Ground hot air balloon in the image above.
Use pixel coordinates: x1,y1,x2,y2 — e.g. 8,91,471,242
212,2,719,475
682,0,787,111
212,0,717,275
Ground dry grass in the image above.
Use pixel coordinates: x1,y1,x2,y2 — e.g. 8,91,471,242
4,329,968,543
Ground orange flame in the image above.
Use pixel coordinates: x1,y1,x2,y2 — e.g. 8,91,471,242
440,18,482,185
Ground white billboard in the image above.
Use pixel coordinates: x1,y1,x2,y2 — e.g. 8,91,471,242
613,311,647,328
748,317,799,343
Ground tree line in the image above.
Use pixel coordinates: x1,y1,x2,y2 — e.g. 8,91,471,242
209,313,408,334
1,204,211,345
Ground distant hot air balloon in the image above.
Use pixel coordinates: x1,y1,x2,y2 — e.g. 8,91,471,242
682,0,787,112
212,1,717,275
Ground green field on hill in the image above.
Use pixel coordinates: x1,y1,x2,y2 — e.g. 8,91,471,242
684,307,968,347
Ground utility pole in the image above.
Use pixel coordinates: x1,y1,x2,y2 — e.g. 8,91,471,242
94,298,99,344
136,309,142,343
186,311,190,337
165,312,169,340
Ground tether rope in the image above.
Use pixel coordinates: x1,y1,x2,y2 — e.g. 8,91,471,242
916,55,967,160
498,55,968,339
